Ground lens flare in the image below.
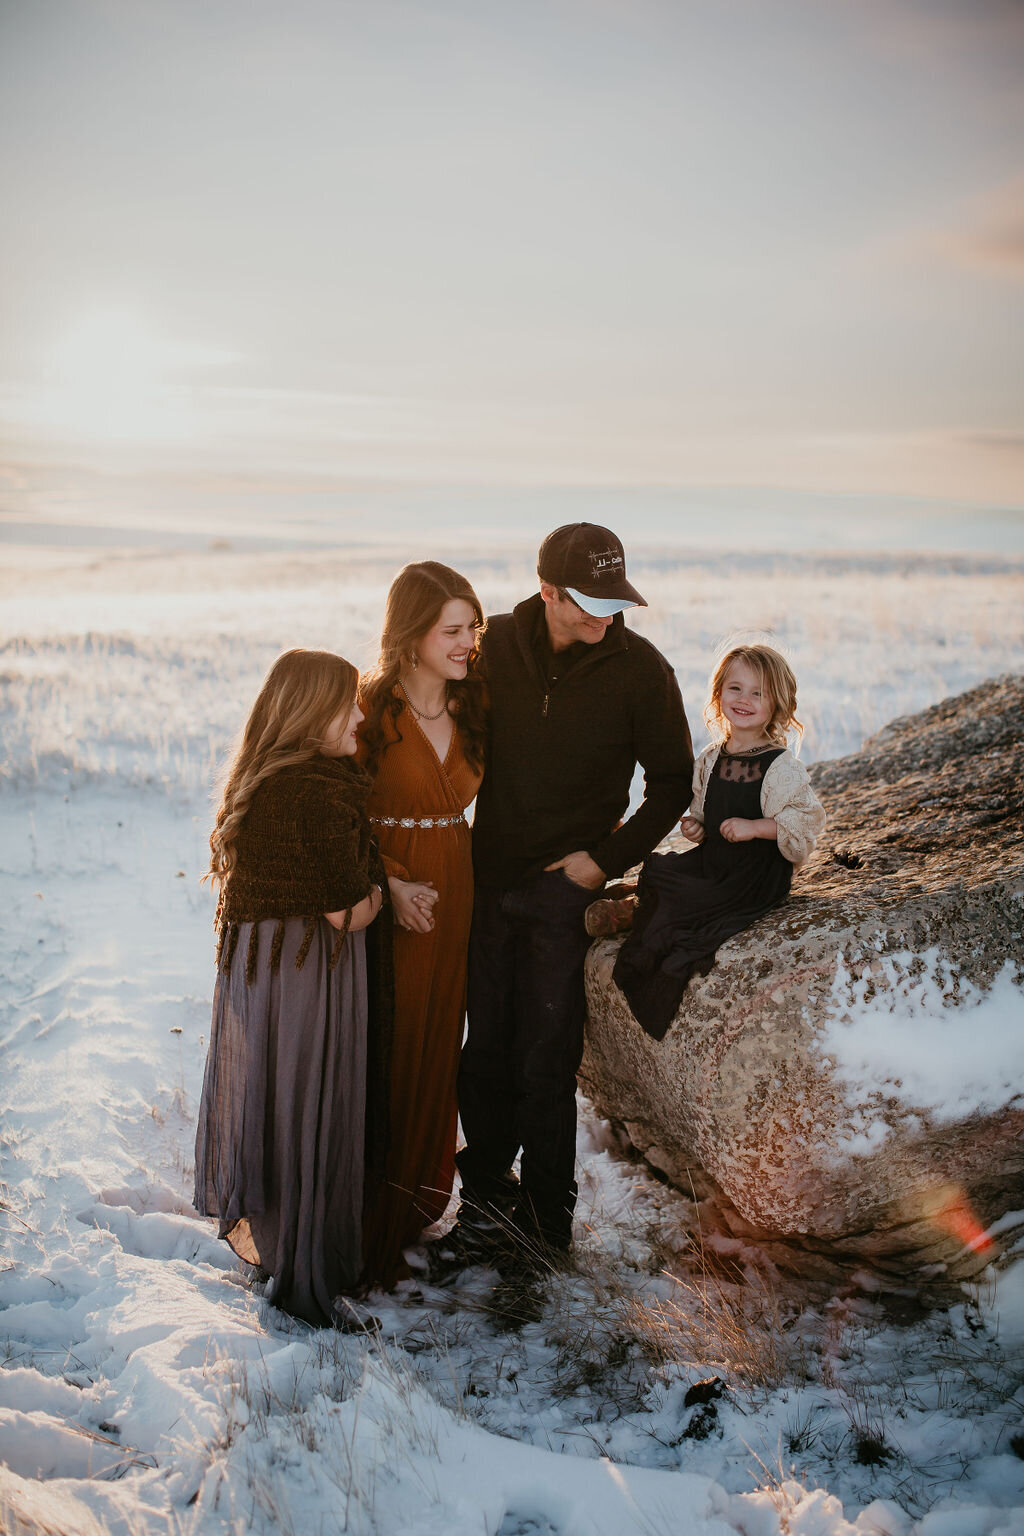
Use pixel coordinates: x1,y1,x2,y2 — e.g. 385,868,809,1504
922,1183,994,1255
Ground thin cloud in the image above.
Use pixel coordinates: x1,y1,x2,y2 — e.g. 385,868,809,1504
947,177,1024,279
861,0,1024,59
869,176,1024,281
960,430,1024,455
957,178,1024,279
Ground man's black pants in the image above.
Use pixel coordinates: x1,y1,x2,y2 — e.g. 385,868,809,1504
457,869,595,1249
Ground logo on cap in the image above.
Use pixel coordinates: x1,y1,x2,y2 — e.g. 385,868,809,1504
590,548,624,581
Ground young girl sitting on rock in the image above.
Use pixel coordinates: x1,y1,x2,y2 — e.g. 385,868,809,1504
587,642,825,1040
193,649,391,1329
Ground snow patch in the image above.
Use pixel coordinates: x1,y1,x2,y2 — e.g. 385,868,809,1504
820,950,1024,1147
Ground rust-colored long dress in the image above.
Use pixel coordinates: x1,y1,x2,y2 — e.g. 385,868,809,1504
358,695,482,1288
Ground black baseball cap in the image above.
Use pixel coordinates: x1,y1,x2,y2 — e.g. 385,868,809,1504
537,523,647,615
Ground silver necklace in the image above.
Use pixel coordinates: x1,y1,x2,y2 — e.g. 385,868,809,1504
399,680,449,721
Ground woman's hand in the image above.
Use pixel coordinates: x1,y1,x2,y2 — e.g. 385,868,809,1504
389,876,438,933
679,815,705,843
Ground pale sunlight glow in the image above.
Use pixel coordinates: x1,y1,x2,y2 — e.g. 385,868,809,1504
29,307,234,446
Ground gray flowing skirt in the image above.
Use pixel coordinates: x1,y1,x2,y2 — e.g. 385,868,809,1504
194,916,367,1326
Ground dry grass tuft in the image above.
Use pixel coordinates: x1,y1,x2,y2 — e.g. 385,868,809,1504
617,1218,807,1399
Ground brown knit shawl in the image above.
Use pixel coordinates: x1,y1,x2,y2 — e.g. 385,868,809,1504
215,755,386,981
213,752,394,1178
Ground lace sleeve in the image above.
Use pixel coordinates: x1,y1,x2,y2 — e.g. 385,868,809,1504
688,744,719,823
760,752,826,867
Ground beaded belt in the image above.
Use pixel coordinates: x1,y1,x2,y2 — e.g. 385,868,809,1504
370,813,466,829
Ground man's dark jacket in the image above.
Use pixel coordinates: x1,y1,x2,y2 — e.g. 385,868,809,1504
472,594,693,888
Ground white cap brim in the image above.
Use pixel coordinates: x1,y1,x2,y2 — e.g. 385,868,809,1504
566,586,637,617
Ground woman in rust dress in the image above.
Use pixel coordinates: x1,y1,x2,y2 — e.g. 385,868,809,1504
358,562,486,1287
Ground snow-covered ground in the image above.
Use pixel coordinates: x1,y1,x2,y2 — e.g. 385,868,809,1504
2,533,1023,1535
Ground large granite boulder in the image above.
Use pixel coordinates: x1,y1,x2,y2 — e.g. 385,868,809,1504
581,675,1024,1281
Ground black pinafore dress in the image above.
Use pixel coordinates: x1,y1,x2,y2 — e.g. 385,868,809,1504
612,746,791,1039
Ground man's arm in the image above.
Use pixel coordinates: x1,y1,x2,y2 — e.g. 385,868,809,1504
589,653,694,879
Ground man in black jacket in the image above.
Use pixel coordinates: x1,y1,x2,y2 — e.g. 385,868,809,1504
453,523,693,1267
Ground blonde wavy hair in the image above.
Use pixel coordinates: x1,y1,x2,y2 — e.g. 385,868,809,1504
704,643,803,750
206,648,358,889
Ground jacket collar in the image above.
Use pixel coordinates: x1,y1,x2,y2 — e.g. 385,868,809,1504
511,591,628,685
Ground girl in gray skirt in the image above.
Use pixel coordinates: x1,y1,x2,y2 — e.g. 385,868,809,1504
194,649,391,1327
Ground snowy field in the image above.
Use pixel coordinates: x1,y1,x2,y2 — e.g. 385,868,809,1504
2,528,1024,1536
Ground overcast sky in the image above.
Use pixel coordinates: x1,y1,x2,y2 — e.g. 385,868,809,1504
1,0,1022,505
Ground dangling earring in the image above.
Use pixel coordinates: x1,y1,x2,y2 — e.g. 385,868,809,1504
410,652,419,670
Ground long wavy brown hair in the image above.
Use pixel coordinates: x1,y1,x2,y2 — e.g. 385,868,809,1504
360,561,487,776
206,648,359,889
705,643,804,750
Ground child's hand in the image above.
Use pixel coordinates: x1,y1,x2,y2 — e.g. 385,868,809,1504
389,877,437,933
719,817,757,843
679,815,704,843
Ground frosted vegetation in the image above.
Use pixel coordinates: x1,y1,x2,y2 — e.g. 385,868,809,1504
3,542,1023,795
2,537,1023,1535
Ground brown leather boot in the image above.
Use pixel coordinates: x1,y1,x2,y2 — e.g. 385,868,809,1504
584,895,637,938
